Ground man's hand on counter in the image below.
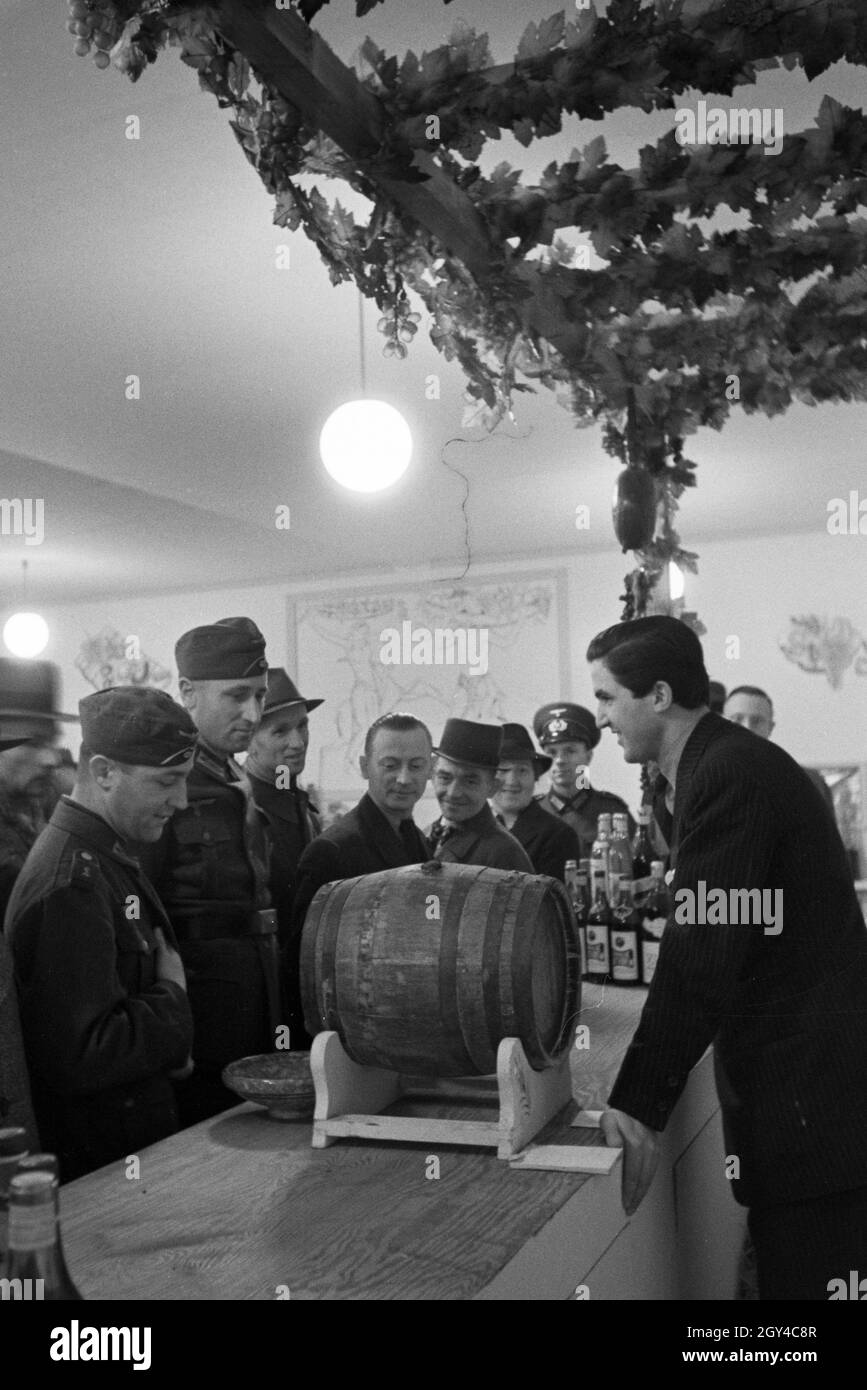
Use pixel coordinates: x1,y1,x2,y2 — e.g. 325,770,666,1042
600,1108,661,1216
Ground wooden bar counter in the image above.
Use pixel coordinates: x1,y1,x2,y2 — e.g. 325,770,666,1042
59,987,746,1300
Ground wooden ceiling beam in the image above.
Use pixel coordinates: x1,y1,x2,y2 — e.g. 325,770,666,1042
213,1,584,360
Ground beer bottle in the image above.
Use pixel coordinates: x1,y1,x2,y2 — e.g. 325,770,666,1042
590,813,612,902
3,1170,83,1299
608,814,633,901
640,860,670,986
630,807,654,907
0,1127,29,1265
585,873,611,983
610,876,641,985
565,858,590,977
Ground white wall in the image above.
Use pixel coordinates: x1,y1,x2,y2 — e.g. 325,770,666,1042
36,528,867,817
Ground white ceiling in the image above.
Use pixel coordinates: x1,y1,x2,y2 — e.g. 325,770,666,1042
1,0,866,606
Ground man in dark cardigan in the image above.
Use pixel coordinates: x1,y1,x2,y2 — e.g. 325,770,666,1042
289,712,433,1045
491,723,580,880
587,615,867,1301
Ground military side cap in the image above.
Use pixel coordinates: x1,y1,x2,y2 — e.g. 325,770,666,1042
79,687,198,767
175,617,267,680
434,718,502,770
262,668,323,718
499,723,551,777
533,702,600,750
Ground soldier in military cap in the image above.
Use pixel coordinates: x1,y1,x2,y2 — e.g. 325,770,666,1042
492,724,581,881
143,617,277,1126
533,702,635,861
5,687,197,1182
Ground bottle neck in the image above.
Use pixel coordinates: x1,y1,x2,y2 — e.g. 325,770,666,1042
8,1186,59,1253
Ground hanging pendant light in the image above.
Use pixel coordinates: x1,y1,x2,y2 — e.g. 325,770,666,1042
3,562,49,657
319,291,412,492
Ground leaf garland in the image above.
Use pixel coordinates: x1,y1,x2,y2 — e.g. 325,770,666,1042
82,1,867,616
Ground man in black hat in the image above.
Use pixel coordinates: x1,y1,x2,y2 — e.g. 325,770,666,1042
492,724,581,881
5,687,196,1182
143,617,276,1126
245,669,323,944
290,712,433,1044
428,719,533,871
0,659,74,924
533,702,635,861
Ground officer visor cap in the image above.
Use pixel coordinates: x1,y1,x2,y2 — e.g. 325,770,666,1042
532,702,600,750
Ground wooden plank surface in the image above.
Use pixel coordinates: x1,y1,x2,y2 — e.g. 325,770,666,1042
58,986,657,1300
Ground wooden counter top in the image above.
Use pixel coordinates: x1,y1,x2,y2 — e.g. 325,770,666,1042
58,986,745,1300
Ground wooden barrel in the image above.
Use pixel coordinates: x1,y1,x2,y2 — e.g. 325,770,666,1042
300,861,581,1076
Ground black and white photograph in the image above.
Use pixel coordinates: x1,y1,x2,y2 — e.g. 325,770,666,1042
1,0,866,1348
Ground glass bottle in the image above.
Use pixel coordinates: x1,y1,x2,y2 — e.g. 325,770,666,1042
585,873,611,983
4,1170,83,1299
640,860,670,987
564,858,590,977
608,814,633,901
630,806,654,907
610,876,641,985
590,813,612,903
0,1127,29,1265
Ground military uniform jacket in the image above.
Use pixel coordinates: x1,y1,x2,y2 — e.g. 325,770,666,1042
427,803,534,872
5,797,192,1182
142,742,280,1074
497,799,581,882
247,771,321,949
538,786,635,862
608,713,867,1209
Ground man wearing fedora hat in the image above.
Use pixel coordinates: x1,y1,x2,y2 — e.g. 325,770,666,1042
245,669,323,1046
245,669,323,937
0,658,75,925
143,617,277,1127
6,687,197,1181
534,701,635,861
428,719,533,871
492,724,581,882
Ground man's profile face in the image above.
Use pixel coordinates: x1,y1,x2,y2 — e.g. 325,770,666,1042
102,758,194,843
723,692,774,739
543,740,591,797
180,676,267,755
432,756,497,823
590,658,661,765
360,728,431,819
0,739,58,798
248,704,309,778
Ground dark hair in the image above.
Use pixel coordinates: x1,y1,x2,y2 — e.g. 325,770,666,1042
56,748,76,768
725,685,773,716
364,713,432,759
586,616,710,709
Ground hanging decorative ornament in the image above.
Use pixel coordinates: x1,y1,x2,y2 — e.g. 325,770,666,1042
612,466,658,553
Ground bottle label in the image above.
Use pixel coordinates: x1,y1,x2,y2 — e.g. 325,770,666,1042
611,932,639,981
7,1205,56,1252
631,874,655,903
586,924,610,972
641,914,667,939
641,939,660,985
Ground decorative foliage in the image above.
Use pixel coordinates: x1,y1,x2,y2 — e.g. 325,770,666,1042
70,0,867,620
779,616,867,690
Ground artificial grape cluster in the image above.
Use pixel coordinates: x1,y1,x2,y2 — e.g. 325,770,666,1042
66,0,125,69
377,295,422,359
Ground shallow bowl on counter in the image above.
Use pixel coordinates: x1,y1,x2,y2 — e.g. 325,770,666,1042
221,1052,315,1121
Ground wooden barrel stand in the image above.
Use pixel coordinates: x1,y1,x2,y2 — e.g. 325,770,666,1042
309,1029,574,1158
